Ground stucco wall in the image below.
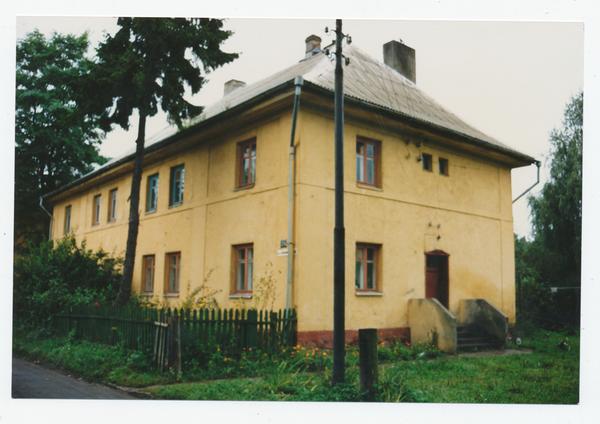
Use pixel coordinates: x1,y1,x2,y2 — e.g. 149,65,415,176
49,102,517,337
292,110,516,333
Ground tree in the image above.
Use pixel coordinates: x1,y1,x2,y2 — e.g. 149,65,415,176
88,18,238,306
13,233,122,335
528,91,583,289
15,30,108,248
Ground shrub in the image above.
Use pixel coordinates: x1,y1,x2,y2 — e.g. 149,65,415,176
13,233,122,335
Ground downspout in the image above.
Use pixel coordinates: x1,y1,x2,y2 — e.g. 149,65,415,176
512,161,541,203
39,196,53,240
286,76,304,311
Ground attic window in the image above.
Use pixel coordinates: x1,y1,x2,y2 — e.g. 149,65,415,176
422,154,432,172
439,158,449,176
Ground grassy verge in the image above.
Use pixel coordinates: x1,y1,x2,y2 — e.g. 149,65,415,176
13,329,579,403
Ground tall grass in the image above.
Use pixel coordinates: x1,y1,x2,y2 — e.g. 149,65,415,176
13,329,579,403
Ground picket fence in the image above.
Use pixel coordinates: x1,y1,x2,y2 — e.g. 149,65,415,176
56,306,297,371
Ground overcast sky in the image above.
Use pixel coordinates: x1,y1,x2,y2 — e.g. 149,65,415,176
3,1,599,421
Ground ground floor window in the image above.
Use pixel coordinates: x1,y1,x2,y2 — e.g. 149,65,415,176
234,244,253,293
166,252,181,293
356,244,379,291
143,255,155,293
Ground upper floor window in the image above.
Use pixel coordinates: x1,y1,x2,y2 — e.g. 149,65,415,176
147,174,159,212
92,195,101,225
108,189,118,222
170,165,184,207
356,244,380,291
143,255,155,293
166,252,181,294
439,158,449,176
64,205,71,234
421,153,433,172
234,244,254,293
238,138,256,188
356,137,380,187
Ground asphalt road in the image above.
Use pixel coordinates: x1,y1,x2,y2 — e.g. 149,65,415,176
11,357,140,400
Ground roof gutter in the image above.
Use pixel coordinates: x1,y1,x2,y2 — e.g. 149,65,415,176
513,161,542,203
304,82,537,167
39,196,53,240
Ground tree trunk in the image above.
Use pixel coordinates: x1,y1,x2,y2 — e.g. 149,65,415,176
113,113,147,306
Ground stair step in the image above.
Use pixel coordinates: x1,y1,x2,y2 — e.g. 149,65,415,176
456,325,504,352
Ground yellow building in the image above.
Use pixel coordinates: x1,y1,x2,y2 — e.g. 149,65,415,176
44,36,536,350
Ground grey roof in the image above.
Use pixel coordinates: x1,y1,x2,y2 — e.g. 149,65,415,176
52,41,533,196
190,42,523,152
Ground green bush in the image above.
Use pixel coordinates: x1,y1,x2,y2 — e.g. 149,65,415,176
13,233,123,335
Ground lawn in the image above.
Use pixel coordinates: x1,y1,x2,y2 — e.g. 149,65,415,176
13,329,579,403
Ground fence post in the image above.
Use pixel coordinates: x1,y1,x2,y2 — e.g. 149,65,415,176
246,309,258,349
168,315,181,375
359,328,378,393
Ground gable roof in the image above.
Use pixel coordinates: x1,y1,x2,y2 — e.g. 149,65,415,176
45,40,535,200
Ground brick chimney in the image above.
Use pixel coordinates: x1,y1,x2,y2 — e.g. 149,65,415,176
305,35,322,58
383,40,416,84
223,79,246,97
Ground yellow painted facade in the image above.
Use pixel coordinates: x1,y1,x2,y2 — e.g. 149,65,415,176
47,69,527,343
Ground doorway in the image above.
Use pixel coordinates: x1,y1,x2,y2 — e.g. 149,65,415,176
425,250,449,309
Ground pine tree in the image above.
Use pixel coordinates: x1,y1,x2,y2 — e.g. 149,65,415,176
87,18,238,306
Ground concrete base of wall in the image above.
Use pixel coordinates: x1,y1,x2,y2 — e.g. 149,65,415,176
297,327,410,348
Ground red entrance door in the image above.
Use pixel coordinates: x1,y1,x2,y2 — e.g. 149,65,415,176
425,250,449,309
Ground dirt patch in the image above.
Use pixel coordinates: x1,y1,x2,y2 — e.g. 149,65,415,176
457,348,533,359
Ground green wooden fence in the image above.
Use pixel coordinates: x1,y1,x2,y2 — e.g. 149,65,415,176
56,306,297,355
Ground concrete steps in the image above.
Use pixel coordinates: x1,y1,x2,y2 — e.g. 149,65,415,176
457,325,504,352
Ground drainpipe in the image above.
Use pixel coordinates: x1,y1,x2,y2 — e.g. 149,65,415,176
512,161,541,203
286,76,304,311
39,196,53,240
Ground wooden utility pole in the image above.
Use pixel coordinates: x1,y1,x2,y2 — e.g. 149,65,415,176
333,18,346,386
168,315,181,375
359,329,378,393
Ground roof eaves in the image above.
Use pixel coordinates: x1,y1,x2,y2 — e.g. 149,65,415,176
43,78,300,202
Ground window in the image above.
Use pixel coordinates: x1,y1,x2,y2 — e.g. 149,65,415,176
439,158,449,176
421,153,432,172
147,174,159,212
234,244,254,293
238,138,256,188
108,189,118,222
356,137,380,186
170,165,184,206
166,252,181,293
64,205,71,234
93,195,101,225
143,255,155,293
355,244,379,291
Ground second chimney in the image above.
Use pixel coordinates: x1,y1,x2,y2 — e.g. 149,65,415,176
383,40,416,84
224,79,246,97
305,35,322,58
